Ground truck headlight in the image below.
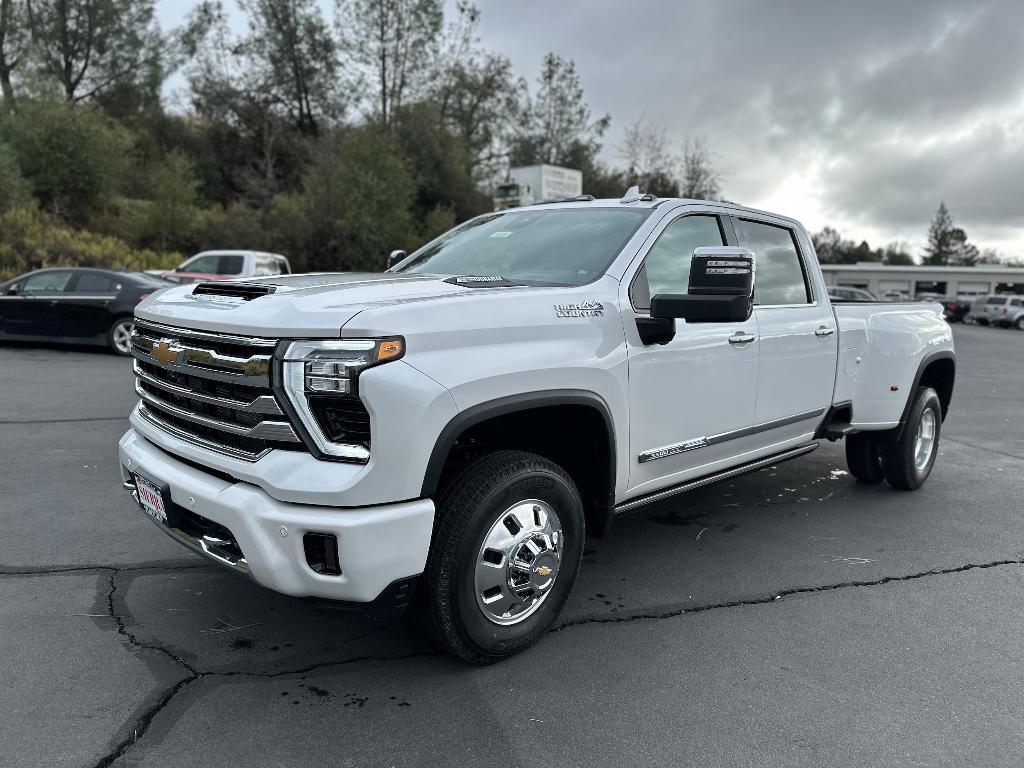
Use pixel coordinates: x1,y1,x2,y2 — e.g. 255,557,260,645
279,338,404,462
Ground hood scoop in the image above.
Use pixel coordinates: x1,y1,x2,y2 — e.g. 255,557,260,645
193,282,277,301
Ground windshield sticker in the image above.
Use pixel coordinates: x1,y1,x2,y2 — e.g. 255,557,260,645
554,300,604,318
489,231,513,238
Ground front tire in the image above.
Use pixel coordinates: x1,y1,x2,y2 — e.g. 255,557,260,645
107,317,134,356
881,387,942,490
417,450,585,664
845,432,885,483
1015,316,1024,331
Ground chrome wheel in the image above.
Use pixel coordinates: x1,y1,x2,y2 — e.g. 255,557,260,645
913,408,937,472
474,499,563,626
111,320,134,354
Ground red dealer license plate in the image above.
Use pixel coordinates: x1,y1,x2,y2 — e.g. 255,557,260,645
134,473,168,525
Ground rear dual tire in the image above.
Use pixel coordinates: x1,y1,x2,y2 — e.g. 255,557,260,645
844,386,942,491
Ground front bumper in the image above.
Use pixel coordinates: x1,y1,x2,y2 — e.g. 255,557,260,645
118,428,435,603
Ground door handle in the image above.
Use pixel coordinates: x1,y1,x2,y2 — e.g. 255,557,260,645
815,326,835,337
728,332,757,345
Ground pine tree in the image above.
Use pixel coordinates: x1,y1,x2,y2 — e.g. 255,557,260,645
923,202,955,265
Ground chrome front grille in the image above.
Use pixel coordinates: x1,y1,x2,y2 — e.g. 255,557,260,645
130,320,302,461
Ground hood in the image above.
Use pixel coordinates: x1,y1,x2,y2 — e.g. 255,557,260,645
134,272,525,337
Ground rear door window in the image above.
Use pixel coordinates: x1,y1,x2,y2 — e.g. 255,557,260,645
734,219,811,305
72,273,116,293
218,255,245,275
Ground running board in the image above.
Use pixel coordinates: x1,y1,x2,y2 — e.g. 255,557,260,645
614,443,818,516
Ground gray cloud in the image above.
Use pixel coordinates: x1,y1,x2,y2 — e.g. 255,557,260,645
473,0,1024,251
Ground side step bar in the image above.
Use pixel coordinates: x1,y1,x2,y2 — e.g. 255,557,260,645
614,443,818,516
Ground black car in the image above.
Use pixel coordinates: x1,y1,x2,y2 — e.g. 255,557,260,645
935,296,972,323
0,268,169,355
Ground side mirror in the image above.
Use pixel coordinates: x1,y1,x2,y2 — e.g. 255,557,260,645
6,285,20,296
387,250,407,270
651,247,755,324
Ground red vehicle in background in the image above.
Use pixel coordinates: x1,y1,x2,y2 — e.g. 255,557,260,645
154,251,291,284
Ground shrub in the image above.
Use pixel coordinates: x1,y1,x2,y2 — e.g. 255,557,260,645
0,206,179,281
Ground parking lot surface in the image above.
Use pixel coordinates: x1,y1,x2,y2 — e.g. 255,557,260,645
2,323,1023,767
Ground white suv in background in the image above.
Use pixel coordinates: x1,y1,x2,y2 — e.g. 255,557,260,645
969,295,1024,329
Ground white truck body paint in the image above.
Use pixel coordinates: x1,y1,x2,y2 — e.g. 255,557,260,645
118,197,955,604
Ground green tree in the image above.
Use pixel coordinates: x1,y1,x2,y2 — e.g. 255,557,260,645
292,126,414,271
183,0,337,214
882,242,914,265
0,139,29,210
138,150,200,251
0,0,28,108
509,53,610,168
947,227,979,266
431,2,522,178
394,100,486,222
25,0,164,112
619,117,679,197
0,101,128,223
680,138,722,201
237,0,341,134
922,201,956,265
337,0,443,128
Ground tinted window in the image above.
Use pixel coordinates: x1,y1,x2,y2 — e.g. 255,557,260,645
631,215,724,309
399,208,650,286
218,255,245,275
73,273,116,293
987,297,1007,305
735,220,810,305
22,271,73,294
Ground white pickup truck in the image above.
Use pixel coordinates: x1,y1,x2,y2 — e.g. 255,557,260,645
118,191,955,663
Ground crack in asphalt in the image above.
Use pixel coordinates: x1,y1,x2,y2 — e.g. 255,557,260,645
0,562,211,576
91,570,441,768
553,558,1024,631
83,556,1024,767
0,415,129,424
943,437,1024,462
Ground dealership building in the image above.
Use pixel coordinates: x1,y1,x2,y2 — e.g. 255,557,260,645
819,263,1024,299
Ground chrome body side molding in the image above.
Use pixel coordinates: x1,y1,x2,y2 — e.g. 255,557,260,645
636,408,825,463
617,443,818,515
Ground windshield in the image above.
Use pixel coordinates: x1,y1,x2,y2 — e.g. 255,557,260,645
397,208,651,286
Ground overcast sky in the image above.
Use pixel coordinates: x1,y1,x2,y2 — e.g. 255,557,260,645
156,0,1024,257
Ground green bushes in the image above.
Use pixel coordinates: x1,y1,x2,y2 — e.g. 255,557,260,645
0,102,130,226
0,206,179,281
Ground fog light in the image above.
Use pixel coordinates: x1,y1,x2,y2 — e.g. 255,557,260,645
303,533,341,576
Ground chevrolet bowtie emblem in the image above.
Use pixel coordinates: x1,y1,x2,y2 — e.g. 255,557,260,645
152,340,181,366
534,565,553,577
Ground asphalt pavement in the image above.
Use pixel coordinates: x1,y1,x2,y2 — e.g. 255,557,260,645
2,323,1023,768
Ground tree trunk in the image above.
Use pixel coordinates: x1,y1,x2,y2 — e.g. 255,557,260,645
0,66,14,109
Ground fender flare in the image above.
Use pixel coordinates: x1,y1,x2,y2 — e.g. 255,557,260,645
896,350,955,437
419,389,617,500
